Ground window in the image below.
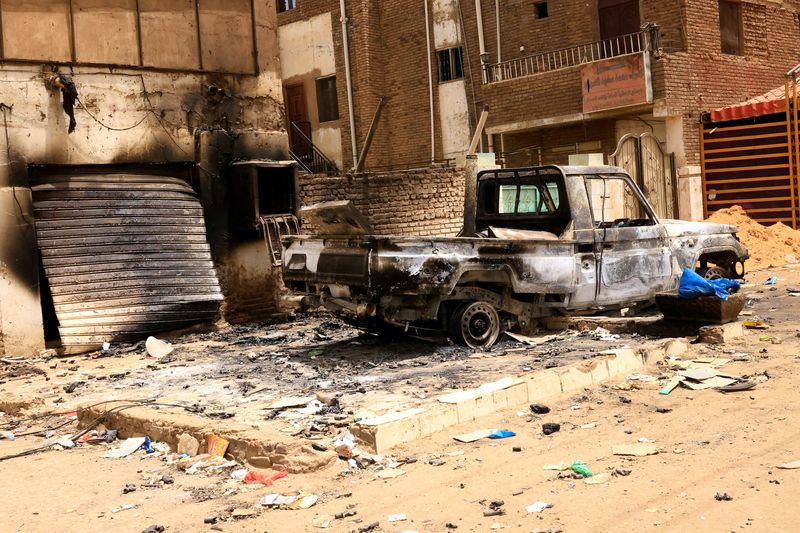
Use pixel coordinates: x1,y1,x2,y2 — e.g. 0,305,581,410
277,0,297,13
437,47,464,82
584,176,654,227
719,0,743,55
534,2,549,19
315,76,340,123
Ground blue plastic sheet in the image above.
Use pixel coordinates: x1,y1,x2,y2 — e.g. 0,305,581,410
487,429,516,439
678,268,740,300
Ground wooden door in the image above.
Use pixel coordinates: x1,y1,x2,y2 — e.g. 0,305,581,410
284,84,311,159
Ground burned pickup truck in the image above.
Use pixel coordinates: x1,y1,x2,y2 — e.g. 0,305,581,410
282,165,748,348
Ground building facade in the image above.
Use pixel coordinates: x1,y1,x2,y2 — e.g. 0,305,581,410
0,1,289,355
276,0,800,218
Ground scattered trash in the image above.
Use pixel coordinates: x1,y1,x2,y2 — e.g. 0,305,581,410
123,484,137,494
102,341,111,351
453,429,493,443
269,396,317,410
512,446,523,452
428,459,447,466
763,276,778,285
584,472,611,485
530,403,551,414
525,501,553,513
743,320,770,330
638,437,656,443
0,431,16,441
388,513,408,522
63,381,82,394
588,327,620,341
613,467,632,477
313,515,333,528
777,460,800,469
244,470,288,486
612,443,659,457
678,268,740,300
717,381,757,393
570,461,593,477
103,437,146,458
145,336,174,358
141,526,164,533
177,433,200,457
260,492,319,509
655,407,673,413
357,522,380,532
488,429,516,439
335,510,357,519
230,468,248,480
231,508,259,519
335,430,358,457
542,423,560,435
714,492,733,501
375,468,405,479
111,503,138,513
142,436,155,454
207,434,229,457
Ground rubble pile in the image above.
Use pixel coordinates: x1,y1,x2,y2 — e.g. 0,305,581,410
706,205,800,270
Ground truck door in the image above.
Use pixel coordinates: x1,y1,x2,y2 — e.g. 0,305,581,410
584,174,673,306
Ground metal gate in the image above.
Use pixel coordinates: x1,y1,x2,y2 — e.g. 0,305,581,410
32,174,223,354
609,132,678,219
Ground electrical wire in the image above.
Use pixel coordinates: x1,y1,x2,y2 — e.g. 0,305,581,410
75,96,150,131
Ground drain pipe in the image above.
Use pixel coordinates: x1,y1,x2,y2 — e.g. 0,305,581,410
340,0,358,169
495,0,501,63
424,0,436,164
475,0,487,80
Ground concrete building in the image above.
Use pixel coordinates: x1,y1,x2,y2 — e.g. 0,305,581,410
276,0,800,219
0,1,289,356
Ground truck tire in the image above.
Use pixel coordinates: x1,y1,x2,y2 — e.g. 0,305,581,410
450,301,501,349
697,266,730,280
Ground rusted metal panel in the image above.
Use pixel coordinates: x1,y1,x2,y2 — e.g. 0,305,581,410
31,174,222,353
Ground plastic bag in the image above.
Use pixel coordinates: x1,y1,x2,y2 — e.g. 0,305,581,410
678,268,739,300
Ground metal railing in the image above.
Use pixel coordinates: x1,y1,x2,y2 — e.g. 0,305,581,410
289,121,338,175
483,24,661,84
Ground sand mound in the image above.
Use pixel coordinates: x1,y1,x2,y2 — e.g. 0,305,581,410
706,205,800,271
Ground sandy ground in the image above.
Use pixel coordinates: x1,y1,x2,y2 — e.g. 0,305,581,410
2,266,800,533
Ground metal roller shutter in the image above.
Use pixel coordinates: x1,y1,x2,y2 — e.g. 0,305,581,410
31,174,223,353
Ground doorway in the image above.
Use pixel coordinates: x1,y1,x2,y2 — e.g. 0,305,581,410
598,0,641,40
285,83,312,162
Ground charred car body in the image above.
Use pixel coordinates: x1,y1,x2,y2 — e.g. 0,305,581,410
282,166,748,348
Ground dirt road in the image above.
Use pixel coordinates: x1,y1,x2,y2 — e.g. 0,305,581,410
2,267,800,533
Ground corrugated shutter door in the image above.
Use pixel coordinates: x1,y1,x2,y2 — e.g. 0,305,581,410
32,174,223,353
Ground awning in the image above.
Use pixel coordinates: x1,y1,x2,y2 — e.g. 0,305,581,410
710,85,787,122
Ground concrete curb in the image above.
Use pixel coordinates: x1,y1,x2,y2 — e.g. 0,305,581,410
351,347,651,453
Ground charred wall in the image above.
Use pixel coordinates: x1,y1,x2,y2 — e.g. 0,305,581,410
0,1,290,355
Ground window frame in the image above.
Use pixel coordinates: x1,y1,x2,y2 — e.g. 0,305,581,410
719,0,744,56
534,2,549,19
437,47,464,83
315,75,340,124
277,0,297,13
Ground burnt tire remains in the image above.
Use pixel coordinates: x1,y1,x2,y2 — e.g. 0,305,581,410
451,301,501,349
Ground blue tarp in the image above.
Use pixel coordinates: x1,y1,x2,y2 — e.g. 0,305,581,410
678,268,740,300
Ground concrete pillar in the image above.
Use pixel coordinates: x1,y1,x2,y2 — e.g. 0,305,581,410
0,141,45,356
677,165,704,221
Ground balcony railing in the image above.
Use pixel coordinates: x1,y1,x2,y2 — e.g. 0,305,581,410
483,23,661,84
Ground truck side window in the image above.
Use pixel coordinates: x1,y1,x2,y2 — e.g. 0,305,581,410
585,176,655,228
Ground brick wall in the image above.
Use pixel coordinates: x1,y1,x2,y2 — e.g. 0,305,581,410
278,0,800,171
298,167,466,236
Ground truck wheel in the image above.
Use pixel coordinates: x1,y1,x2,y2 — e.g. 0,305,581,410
451,301,501,349
697,266,730,280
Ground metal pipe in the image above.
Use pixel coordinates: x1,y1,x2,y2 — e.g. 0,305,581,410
475,0,486,58
340,0,358,168
424,0,436,163
495,0,501,63
785,77,797,229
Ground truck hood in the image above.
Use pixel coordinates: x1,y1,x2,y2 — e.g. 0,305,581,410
661,219,738,237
